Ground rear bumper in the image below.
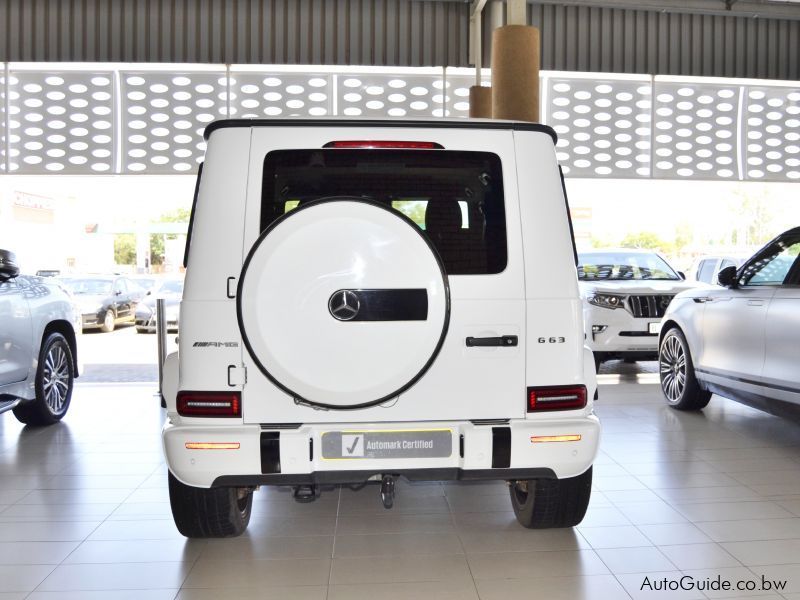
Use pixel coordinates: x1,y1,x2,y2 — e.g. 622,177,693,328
163,415,601,488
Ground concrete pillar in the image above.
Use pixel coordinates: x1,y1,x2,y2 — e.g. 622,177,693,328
490,24,541,122
469,86,492,118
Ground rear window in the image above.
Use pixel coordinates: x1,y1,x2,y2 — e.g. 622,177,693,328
261,149,507,275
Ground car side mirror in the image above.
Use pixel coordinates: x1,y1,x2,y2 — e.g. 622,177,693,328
0,249,20,282
115,290,122,296
717,265,737,287
677,271,686,280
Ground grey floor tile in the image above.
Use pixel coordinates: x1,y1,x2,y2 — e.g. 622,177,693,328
0,541,79,565
333,532,462,558
181,558,331,588
0,565,56,593
721,539,800,566
36,562,191,591
330,554,472,585
175,587,326,600
659,542,742,570
200,535,333,561
335,512,454,535
637,523,713,545
577,525,653,549
474,574,630,600
673,501,795,522
329,580,478,600
467,549,609,579
595,546,676,574
696,518,800,543
64,539,205,563
27,592,179,600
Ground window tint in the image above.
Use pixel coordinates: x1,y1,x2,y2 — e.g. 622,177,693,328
720,259,736,270
740,240,800,286
697,259,716,284
262,149,507,275
578,252,680,281
114,279,127,294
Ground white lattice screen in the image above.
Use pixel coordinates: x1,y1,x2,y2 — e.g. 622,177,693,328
0,63,798,181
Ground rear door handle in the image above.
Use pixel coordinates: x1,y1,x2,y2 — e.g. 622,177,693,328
466,335,518,347
747,300,765,306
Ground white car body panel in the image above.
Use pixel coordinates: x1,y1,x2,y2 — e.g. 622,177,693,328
660,228,800,413
164,120,598,489
0,275,78,403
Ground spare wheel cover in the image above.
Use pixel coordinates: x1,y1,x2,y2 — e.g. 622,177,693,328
237,197,450,409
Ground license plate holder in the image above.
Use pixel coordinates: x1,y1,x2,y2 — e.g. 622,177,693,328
321,429,452,460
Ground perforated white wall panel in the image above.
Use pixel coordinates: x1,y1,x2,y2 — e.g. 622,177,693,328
7,69,115,173
335,69,445,118
744,87,800,181
545,76,652,178
0,63,798,182
120,69,227,173
651,81,740,180
228,71,332,118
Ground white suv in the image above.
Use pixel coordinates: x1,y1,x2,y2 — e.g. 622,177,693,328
162,119,600,537
579,249,700,370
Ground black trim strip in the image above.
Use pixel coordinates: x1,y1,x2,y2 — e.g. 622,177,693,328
328,288,428,322
212,467,557,488
260,432,281,474
205,118,557,144
491,427,511,469
696,367,800,395
237,196,451,411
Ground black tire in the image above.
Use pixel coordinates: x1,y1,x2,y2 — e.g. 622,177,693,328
509,467,592,529
100,309,115,333
659,327,711,411
623,357,637,364
13,332,74,426
168,471,253,538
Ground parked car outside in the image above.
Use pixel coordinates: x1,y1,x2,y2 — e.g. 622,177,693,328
687,254,747,285
130,275,160,297
579,249,703,370
0,249,79,425
161,119,600,537
136,277,184,333
659,227,800,413
59,275,143,332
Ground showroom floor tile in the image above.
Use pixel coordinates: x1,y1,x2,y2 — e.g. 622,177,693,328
0,372,799,599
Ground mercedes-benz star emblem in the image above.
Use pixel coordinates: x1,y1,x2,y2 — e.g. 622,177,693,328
329,290,361,321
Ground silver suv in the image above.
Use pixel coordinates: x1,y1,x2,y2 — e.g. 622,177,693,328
0,249,79,425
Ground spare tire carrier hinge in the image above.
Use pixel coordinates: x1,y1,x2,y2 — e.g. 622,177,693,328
227,365,247,387
226,276,236,299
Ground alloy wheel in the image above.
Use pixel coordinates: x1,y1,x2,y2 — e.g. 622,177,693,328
42,343,70,414
660,334,687,403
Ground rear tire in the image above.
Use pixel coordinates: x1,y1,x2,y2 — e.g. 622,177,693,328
659,327,711,411
168,471,253,538
509,467,592,529
13,332,74,426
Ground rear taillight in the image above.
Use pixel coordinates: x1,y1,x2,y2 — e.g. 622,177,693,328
527,386,587,412
323,140,443,149
177,391,241,417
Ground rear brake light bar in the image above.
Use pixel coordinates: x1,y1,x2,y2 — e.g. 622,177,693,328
185,442,241,450
527,386,587,412
177,391,241,417
323,140,443,149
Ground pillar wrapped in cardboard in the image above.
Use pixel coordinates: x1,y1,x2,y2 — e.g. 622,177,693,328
469,86,492,118
491,25,540,122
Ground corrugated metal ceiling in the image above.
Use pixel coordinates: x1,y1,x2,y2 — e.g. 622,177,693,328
0,0,798,79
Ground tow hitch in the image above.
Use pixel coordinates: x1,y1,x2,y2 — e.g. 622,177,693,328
292,484,320,503
380,475,395,509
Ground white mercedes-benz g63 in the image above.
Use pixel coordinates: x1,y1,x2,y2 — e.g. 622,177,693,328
162,119,600,537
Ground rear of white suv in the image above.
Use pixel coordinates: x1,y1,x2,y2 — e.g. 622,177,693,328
162,119,600,537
